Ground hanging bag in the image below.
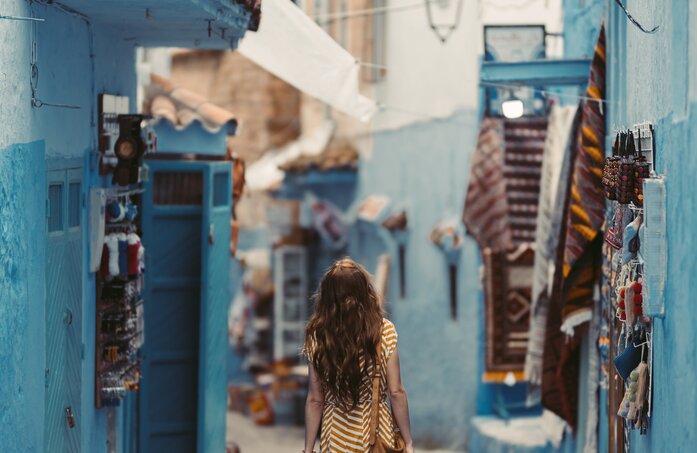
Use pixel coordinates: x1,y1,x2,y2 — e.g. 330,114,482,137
368,359,406,453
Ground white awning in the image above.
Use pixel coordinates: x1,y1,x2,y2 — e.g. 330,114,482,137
238,0,377,122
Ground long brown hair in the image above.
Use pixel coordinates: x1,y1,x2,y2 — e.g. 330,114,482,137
304,258,384,410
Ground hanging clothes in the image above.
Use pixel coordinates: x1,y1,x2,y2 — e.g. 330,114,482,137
541,24,607,431
465,116,548,381
525,104,580,390
463,118,512,252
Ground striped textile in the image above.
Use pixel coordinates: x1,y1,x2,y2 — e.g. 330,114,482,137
306,319,400,452
463,118,513,251
559,23,607,332
463,117,548,251
503,117,548,246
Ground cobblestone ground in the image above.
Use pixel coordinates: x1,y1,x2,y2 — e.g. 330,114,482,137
226,411,465,453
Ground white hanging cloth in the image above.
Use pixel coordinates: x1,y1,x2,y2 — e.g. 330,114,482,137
238,0,377,122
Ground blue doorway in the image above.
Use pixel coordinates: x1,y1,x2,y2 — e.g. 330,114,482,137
138,160,231,453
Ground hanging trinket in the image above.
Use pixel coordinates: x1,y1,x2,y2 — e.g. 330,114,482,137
602,132,622,200
616,131,638,204
633,157,650,206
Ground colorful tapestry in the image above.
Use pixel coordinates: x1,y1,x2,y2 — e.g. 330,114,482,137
463,118,512,252
560,23,607,333
466,116,548,379
503,117,548,246
542,24,606,431
483,244,535,382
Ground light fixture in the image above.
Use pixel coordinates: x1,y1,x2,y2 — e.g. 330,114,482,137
112,114,152,186
502,98,524,119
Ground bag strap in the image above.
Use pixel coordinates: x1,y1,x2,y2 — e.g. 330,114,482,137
368,355,382,446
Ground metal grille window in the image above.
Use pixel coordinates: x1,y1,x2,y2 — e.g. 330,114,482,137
153,171,203,205
68,182,81,228
48,183,63,232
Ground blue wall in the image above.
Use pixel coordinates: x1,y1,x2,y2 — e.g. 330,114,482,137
0,141,47,452
349,110,481,449
0,2,136,451
564,0,697,451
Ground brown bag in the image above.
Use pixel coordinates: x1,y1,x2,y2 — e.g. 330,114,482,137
368,359,405,453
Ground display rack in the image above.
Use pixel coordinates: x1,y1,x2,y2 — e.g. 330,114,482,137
94,185,145,408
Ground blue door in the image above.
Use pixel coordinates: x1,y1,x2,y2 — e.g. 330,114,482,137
139,160,231,453
45,164,83,453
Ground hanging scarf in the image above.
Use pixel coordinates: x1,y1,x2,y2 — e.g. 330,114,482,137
541,23,607,431
560,23,607,335
463,118,513,251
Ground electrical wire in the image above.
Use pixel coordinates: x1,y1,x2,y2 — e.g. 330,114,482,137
614,0,659,34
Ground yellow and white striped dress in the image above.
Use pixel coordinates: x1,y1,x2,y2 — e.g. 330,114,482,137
307,318,400,453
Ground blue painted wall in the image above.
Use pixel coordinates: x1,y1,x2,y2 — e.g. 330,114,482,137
349,110,481,449
0,141,47,453
564,0,697,451
1,2,136,451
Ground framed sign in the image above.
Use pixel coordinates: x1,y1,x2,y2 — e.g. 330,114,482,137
484,25,546,117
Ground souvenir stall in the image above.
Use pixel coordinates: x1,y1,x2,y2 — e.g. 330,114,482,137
93,94,155,408
599,121,664,449
466,26,606,448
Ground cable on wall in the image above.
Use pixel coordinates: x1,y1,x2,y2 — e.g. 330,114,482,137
613,0,659,34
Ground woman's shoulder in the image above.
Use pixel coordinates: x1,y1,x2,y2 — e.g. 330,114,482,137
381,318,398,349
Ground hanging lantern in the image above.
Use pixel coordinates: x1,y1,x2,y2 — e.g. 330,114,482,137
424,0,464,43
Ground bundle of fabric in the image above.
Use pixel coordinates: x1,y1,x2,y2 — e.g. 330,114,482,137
541,24,607,431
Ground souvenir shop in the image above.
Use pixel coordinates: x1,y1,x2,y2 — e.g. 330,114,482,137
599,121,663,447
86,83,239,452
464,19,670,451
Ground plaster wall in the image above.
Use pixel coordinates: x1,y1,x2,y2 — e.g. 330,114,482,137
564,0,697,451
370,4,480,131
351,109,480,449
0,141,47,453
1,1,137,451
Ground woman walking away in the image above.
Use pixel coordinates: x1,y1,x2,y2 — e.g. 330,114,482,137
303,258,414,453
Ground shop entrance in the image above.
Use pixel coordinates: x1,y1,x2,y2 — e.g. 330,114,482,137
45,162,83,453
139,160,231,453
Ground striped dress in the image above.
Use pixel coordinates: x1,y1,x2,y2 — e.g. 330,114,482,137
306,318,400,453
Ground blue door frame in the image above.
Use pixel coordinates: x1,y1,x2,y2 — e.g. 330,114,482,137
138,159,231,453
45,160,83,453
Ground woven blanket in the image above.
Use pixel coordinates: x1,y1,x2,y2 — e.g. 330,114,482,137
463,118,512,251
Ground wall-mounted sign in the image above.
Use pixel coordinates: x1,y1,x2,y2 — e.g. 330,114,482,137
484,25,546,117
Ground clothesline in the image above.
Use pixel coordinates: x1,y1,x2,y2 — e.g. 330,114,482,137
312,1,434,23
479,80,617,105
